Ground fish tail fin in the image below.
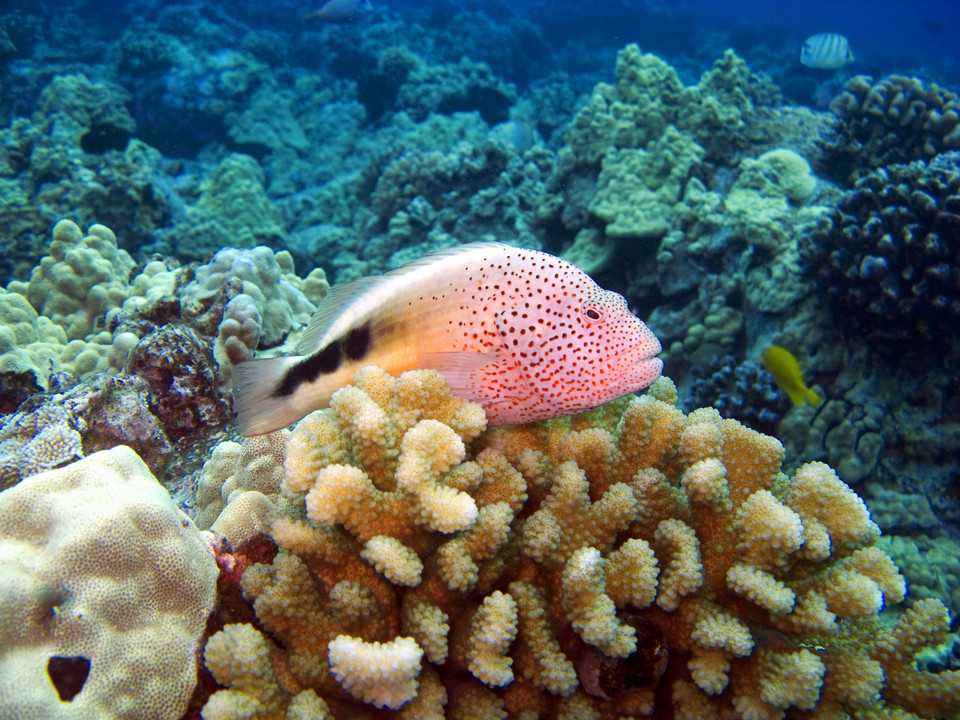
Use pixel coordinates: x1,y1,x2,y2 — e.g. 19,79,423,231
232,356,306,436
805,387,822,406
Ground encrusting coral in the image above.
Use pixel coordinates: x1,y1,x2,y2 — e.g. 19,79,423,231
201,367,960,718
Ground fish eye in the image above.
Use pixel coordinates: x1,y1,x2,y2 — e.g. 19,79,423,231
581,304,606,323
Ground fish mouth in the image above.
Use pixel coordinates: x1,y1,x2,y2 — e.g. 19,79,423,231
631,335,663,365
613,355,663,396
620,339,663,391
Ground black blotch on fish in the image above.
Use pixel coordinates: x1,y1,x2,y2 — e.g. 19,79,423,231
344,324,371,361
275,340,343,396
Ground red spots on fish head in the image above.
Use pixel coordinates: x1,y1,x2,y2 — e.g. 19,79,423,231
461,245,663,423
515,271,663,412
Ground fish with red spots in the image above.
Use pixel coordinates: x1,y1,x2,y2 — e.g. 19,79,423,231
232,242,662,435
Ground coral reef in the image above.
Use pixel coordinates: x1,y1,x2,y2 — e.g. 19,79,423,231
0,4,958,713
2,220,178,388
367,134,553,262
200,368,959,718
0,284,72,394
799,160,960,353
0,446,218,720
0,77,172,282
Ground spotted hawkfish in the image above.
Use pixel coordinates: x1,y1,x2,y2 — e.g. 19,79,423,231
232,242,663,436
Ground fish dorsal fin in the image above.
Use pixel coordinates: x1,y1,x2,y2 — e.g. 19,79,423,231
295,277,382,354
380,241,516,275
296,242,518,355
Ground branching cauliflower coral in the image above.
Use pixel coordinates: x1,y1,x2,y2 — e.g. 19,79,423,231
202,369,960,719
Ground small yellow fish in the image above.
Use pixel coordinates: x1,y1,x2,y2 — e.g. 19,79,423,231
233,242,663,436
762,345,821,406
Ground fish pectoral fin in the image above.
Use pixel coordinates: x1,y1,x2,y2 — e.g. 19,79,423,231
418,349,505,400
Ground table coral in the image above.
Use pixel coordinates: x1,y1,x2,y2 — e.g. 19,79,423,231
0,445,218,720
199,368,960,718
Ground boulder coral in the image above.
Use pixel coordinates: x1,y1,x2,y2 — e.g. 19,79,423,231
8,219,136,341
179,244,327,349
201,367,960,718
589,126,705,241
723,148,827,313
158,153,286,262
563,44,778,169
0,446,219,720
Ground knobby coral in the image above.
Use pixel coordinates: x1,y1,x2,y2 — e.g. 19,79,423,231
202,368,959,718
800,160,960,353
826,73,960,182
